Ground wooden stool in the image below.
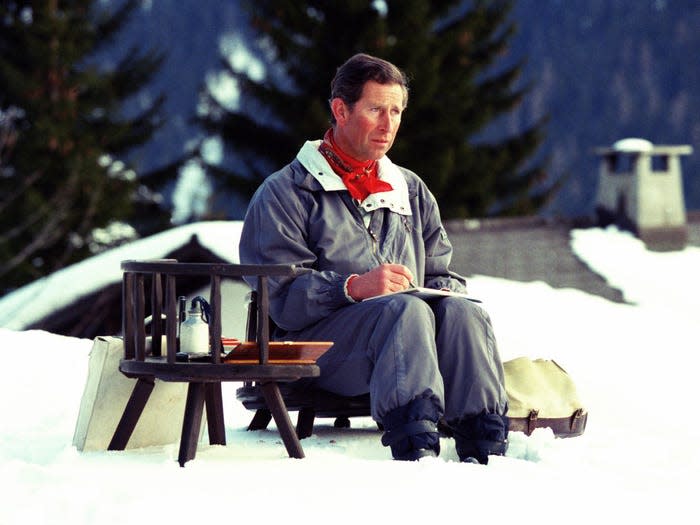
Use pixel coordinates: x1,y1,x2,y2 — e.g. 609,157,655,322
108,260,322,466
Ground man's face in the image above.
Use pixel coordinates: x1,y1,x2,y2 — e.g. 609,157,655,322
332,80,406,161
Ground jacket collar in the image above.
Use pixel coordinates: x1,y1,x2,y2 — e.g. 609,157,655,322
296,140,412,216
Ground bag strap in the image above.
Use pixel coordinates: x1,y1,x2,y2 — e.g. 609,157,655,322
508,409,587,438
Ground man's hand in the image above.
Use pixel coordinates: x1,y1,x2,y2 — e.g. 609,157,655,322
347,263,414,301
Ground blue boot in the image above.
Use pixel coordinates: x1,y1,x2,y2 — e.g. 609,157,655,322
448,412,509,464
381,396,441,461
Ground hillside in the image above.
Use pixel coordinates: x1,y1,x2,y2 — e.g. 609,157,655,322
115,0,700,219
510,0,700,216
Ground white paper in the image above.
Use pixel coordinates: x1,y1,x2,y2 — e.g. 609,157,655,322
365,286,482,303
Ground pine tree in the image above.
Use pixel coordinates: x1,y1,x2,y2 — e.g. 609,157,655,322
196,0,557,219
0,0,169,293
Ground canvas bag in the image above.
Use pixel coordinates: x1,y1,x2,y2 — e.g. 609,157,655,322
504,357,588,437
73,336,200,451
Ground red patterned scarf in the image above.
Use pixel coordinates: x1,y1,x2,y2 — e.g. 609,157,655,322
318,128,393,201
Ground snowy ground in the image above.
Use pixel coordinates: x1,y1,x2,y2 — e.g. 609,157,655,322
1,226,698,524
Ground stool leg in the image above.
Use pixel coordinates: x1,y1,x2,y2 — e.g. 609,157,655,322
109,377,155,450
296,408,316,439
179,382,205,467
205,382,226,445
248,409,273,431
334,416,351,428
260,382,305,459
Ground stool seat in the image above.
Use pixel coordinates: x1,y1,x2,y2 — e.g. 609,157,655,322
120,357,319,383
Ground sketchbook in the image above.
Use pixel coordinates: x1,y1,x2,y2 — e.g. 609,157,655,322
365,286,482,303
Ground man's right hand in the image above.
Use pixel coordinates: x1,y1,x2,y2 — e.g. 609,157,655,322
347,263,415,301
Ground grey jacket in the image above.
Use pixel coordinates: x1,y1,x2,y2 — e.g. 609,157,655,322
239,141,468,332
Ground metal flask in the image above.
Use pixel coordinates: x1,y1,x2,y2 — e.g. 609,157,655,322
179,296,210,354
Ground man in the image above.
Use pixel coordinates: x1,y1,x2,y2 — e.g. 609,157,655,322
239,53,508,463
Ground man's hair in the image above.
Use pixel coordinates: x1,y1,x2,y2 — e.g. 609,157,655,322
329,53,409,124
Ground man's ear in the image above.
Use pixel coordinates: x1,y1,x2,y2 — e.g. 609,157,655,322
330,98,348,125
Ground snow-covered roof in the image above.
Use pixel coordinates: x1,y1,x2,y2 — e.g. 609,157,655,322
613,137,654,152
0,221,243,330
595,138,693,156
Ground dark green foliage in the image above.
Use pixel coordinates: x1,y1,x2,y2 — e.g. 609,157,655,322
197,0,557,219
0,0,168,293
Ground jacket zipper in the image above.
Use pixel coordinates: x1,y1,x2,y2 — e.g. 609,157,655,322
368,227,379,258
342,193,384,265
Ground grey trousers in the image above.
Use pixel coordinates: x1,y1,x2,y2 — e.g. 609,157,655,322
282,294,508,422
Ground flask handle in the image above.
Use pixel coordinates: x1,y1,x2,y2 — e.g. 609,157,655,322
190,296,211,324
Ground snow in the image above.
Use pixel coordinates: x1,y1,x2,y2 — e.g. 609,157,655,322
612,137,654,152
171,162,215,224
0,221,241,330
2,224,699,524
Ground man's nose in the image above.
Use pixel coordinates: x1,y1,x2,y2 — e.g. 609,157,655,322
379,111,393,131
